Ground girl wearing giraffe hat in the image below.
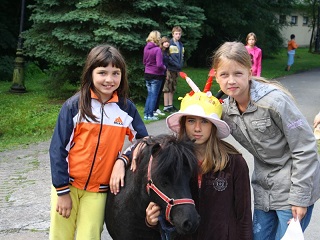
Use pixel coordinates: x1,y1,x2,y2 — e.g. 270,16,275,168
146,70,253,240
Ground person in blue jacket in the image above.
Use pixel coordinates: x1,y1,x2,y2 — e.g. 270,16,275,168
163,26,184,113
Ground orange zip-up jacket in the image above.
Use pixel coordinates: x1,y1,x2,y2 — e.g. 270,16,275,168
49,91,148,196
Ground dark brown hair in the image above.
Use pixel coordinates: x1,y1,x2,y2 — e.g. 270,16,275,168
160,36,170,51
79,44,129,122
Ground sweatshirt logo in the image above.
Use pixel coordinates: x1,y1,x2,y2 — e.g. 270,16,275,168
213,177,228,191
114,117,123,125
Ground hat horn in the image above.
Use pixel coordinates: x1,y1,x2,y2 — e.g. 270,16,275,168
179,72,200,93
203,68,215,92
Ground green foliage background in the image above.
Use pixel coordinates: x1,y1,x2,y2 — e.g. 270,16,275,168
23,0,206,101
1,0,320,100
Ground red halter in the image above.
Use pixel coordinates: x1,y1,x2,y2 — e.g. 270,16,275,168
146,155,195,225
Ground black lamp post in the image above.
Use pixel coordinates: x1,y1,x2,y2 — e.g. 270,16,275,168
10,0,26,93
315,0,320,53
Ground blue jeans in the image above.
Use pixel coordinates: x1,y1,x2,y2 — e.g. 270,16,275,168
287,49,296,66
253,205,314,240
144,79,162,117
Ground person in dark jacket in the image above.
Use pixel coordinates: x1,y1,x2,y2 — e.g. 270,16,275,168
146,88,253,240
153,36,170,117
163,26,184,113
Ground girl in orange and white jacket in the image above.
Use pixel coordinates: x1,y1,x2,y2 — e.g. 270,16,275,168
49,44,148,240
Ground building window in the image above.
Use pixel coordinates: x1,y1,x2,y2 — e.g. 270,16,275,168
303,16,309,26
290,16,298,25
279,15,286,24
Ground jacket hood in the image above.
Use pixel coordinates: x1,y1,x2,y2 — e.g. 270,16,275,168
250,80,278,102
145,42,158,50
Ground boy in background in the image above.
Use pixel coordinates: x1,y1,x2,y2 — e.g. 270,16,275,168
163,26,184,113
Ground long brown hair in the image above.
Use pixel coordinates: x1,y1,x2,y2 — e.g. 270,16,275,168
79,44,129,122
177,116,239,174
160,36,169,51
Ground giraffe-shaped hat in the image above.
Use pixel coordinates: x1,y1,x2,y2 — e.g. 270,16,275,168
166,71,230,139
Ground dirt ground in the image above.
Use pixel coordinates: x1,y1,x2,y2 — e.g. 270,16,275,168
0,141,110,240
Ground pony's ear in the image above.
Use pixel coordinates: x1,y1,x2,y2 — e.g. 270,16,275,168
151,143,161,156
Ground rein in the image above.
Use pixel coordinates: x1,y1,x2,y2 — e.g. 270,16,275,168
146,155,195,225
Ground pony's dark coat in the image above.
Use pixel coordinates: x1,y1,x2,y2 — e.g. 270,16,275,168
105,134,200,240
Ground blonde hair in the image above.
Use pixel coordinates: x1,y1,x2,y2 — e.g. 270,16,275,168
212,41,293,99
146,30,161,46
178,116,239,174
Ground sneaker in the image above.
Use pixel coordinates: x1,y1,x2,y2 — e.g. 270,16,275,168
164,107,171,113
153,111,159,116
155,109,165,116
168,106,178,113
144,116,149,120
148,116,159,121
172,106,178,111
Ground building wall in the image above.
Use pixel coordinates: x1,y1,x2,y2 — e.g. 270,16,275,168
280,12,313,47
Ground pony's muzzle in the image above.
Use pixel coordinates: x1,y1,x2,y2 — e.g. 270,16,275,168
181,214,201,233
171,205,200,235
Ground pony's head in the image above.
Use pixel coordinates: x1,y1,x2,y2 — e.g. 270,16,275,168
137,134,200,235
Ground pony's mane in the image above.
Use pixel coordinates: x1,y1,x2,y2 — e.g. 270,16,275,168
137,134,197,182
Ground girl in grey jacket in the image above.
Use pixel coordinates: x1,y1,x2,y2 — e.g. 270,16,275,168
212,41,320,240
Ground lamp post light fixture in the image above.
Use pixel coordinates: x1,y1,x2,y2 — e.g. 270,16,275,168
10,0,26,93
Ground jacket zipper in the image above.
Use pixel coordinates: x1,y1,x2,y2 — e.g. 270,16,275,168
84,103,104,190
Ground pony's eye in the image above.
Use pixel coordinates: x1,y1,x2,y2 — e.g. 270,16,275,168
160,178,169,187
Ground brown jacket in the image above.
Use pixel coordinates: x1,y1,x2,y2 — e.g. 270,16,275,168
177,154,253,240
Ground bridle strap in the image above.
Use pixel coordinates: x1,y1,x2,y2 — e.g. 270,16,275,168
146,155,195,225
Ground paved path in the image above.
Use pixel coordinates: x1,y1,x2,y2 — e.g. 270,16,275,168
0,68,319,239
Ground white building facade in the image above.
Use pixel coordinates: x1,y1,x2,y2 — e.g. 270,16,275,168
279,12,313,47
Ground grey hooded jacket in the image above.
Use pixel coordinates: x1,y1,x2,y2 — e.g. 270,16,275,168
222,80,320,211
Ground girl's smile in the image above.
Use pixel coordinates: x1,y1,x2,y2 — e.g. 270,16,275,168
92,64,121,103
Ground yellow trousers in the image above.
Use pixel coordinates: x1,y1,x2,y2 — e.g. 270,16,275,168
49,185,107,240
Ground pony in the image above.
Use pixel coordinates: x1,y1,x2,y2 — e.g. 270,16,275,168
105,134,200,240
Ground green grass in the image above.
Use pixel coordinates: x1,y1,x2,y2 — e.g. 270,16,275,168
261,47,320,79
0,48,319,151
